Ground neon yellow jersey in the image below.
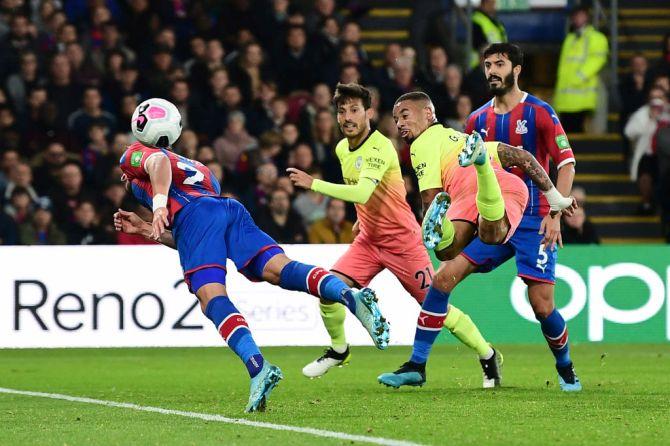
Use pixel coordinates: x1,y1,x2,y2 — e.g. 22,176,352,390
336,129,419,241
410,124,500,193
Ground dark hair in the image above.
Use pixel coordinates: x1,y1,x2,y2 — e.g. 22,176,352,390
333,82,372,109
483,43,524,68
394,90,432,107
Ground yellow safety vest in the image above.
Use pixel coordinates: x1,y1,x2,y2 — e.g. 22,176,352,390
553,25,608,113
471,10,507,68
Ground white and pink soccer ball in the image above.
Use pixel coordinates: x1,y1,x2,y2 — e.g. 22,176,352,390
131,98,182,148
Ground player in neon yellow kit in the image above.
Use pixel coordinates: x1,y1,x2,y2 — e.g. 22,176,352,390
288,83,502,386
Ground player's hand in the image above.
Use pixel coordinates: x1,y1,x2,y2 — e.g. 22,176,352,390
352,220,360,238
559,196,578,217
114,209,149,236
539,213,562,250
151,207,170,240
286,168,314,189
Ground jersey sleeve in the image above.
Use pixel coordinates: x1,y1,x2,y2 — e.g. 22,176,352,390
411,137,443,192
119,146,163,180
539,106,576,169
465,114,476,134
359,140,393,184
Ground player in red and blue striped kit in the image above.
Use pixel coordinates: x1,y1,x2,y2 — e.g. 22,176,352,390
116,130,390,412
462,43,580,390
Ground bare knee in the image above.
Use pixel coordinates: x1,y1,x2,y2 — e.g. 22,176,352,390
527,282,555,319
435,245,460,261
195,283,228,312
431,256,475,293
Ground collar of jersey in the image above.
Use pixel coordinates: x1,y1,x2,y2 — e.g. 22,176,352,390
412,122,443,147
348,127,377,152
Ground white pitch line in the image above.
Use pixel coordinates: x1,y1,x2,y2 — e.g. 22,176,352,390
0,387,424,446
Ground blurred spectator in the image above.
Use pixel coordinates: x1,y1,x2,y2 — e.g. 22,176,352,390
247,161,278,214
289,143,316,172
256,187,307,243
434,64,463,121
418,45,448,93
653,32,670,79
554,6,608,133
4,187,34,226
0,13,38,80
229,42,269,104
0,149,19,192
0,206,18,244
169,79,195,130
562,207,600,244
293,170,328,224
67,86,116,146
624,87,669,214
6,50,42,115
299,83,333,137
445,94,473,132
19,204,66,245
620,54,652,128
306,0,342,34
65,200,113,244
47,52,83,130
308,198,353,244
310,108,340,181
50,162,94,224
381,56,415,111
3,162,40,206
375,43,401,91
32,142,76,195
470,0,507,69
277,25,316,94
213,111,258,172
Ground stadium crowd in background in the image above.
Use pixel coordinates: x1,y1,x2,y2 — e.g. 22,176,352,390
0,0,664,246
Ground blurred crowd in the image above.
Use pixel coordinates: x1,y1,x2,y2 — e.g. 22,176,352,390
0,0,618,246
620,34,670,236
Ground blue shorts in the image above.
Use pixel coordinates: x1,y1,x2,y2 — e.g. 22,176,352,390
172,197,283,292
460,215,557,284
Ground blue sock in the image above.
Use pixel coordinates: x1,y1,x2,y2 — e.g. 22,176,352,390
410,285,450,364
204,296,264,378
538,308,571,368
279,261,356,313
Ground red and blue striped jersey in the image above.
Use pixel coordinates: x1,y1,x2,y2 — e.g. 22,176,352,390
119,142,221,221
466,92,575,217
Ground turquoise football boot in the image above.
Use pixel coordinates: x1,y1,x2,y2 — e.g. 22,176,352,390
245,362,283,413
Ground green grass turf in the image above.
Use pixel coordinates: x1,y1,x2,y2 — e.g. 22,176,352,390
0,344,669,445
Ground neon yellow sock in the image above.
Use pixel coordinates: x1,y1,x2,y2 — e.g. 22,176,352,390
444,305,493,358
435,217,455,251
320,302,347,351
474,156,505,222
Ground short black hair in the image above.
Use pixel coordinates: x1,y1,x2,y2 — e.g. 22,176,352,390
333,82,372,109
483,43,524,68
394,90,432,107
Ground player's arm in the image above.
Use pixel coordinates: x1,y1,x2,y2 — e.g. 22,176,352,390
287,168,376,204
496,143,576,215
113,209,177,249
144,153,172,239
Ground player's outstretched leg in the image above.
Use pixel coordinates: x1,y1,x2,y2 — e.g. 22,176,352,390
275,259,390,349
302,302,351,378
202,293,283,412
460,132,506,226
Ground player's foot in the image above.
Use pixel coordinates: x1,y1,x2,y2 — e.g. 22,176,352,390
245,362,283,413
378,361,426,388
351,288,390,349
556,362,582,392
421,192,451,250
459,131,488,167
480,347,503,388
302,346,351,378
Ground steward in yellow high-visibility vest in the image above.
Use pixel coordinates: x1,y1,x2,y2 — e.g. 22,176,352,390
471,0,507,68
553,8,608,120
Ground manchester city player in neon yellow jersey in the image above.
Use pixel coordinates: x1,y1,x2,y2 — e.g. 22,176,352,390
288,83,502,387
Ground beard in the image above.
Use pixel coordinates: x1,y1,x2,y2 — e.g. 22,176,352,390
487,71,515,96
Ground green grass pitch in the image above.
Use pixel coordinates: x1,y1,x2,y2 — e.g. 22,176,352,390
1,344,669,445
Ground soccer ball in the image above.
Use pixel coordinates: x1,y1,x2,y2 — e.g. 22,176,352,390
131,98,182,148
